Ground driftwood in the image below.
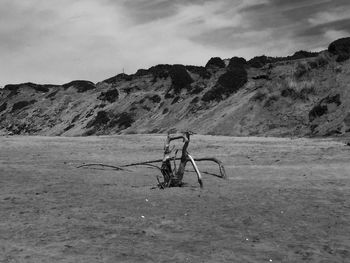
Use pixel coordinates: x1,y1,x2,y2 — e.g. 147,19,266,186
77,132,227,188
156,131,226,188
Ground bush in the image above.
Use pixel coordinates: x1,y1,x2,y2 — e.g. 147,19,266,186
250,90,266,102
135,69,150,77
291,50,319,60
11,100,36,112
169,64,193,93
62,80,96,92
328,37,350,62
247,55,270,68
309,94,341,121
46,90,59,99
185,66,211,79
189,85,204,95
103,73,132,83
294,62,310,79
227,57,246,70
252,74,270,80
149,94,161,103
171,96,180,104
109,112,134,129
202,67,248,102
86,111,135,130
247,51,319,68
164,92,174,99
218,67,247,89
98,89,119,103
86,111,110,128
0,102,7,112
263,95,279,107
205,57,226,68
71,114,81,123
190,97,199,104
4,83,54,93
162,108,169,114
308,54,329,69
148,64,172,80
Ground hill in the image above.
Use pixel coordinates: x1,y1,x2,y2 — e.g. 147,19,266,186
1,37,350,137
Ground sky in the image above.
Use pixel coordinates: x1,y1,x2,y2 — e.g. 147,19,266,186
0,0,350,86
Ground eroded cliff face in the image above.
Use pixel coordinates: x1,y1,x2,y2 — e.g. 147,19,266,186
1,38,350,137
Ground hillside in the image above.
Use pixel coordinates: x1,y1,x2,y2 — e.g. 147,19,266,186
1,37,350,137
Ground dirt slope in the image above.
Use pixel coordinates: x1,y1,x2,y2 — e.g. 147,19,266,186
1,38,350,137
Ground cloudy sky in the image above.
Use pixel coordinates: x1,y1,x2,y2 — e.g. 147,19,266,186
1,0,349,86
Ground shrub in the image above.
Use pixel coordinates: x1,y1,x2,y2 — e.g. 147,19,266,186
309,94,341,121
218,67,247,89
0,102,7,112
263,95,279,107
162,108,169,114
4,83,54,93
189,85,204,95
64,124,75,132
247,55,270,68
135,69,150,77
309,105,328,122
190,97,199,104
250,90,266,102
205,57,226,68
328,37,350,62
169,64,193,93
109,112,134,129
62,80,96,92
171,96,180,104
71,114,81,123
227,57,246,70
308,54,329,69
202,67,248,102
103,73,132,83
294,62,310,79
46,90,59,99
164,92,174,99
122,87,133,95
291,50,319,60
11,100,36,112
149,94,161,103
185,66,211,79
148,64,172,80
86,111,109,128
98,89,119,103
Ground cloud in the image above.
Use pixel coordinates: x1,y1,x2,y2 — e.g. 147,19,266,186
0,0,349,86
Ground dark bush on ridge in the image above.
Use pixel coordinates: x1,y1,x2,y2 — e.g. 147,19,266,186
228,57,246,70
185,66,211,79
63,80,96,92
328,37,350,62
103,74,132,83
205,57,226,69
169,64,193,93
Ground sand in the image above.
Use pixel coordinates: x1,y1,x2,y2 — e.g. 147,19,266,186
0,135,349,262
